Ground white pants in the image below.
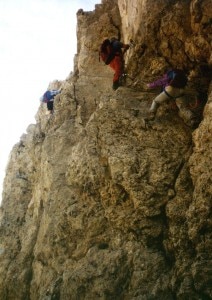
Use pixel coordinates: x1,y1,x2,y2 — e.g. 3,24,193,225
150,86,194,123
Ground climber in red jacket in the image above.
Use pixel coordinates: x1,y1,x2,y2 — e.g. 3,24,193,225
99,37,130,90
109,38,130,90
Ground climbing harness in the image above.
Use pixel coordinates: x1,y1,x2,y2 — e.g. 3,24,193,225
163,88,184,99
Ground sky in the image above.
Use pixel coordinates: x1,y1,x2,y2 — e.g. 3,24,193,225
0,0,101,202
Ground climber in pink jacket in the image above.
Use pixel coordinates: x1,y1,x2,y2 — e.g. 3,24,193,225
146,69,197,127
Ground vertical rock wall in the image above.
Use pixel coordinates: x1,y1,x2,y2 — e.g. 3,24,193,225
0,0,211,299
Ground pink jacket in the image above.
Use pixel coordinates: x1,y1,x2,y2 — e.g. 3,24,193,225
148,74,170,89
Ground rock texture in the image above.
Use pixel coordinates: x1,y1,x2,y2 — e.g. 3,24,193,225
0,0,211,299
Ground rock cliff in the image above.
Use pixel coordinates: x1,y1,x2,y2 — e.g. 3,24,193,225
0,0,211,299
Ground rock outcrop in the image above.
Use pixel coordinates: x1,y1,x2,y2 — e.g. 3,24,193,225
0,0,211,299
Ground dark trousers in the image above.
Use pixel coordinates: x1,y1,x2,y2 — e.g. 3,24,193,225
47,101,54,111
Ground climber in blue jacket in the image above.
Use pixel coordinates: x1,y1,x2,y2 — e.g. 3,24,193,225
40,89,61,114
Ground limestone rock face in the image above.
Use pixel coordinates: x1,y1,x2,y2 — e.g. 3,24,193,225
0,1,211,299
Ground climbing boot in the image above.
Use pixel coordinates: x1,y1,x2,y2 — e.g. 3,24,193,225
112,80,120,90
145,111,156,121
190,117,199,129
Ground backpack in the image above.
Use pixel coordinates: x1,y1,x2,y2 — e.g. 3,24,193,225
167,69,188,88
99,39,116,65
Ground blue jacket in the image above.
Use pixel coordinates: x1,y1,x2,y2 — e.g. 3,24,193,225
40,90,60,103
